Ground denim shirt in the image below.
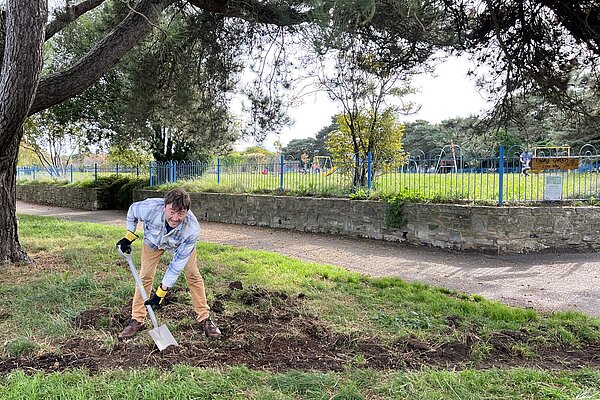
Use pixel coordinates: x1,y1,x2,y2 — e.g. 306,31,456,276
126,198,200,287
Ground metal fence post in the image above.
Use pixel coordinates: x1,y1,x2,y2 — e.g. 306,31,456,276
149,162,153,186
367,151,373,191
217,158,221,185
70,164,73,183
498,145,504,207
167,160,170,183
173,160,178,183
279,154,284,191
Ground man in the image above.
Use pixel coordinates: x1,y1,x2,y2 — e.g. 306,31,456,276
116,188,221,339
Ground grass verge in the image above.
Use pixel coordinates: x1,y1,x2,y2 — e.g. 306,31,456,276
0,214,598,398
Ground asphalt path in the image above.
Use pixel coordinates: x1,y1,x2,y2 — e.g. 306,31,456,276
16,200,600,317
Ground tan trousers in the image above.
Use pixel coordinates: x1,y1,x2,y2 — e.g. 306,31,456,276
132,243,210,322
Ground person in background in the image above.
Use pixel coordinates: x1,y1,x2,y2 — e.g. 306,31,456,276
300,152,309,174
520,149,532,176
116,188,221,340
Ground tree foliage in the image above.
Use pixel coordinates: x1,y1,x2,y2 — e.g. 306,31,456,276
42,4,249,161
22,108,83,176
448,1,600,128
105,145,153,166
17,144,41,167
282,118,335,160
283,138,320,160
327,108,405,185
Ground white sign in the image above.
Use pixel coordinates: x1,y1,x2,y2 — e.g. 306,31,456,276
544,175,563,201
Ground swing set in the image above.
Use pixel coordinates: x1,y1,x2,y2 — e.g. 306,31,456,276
313,156,338,176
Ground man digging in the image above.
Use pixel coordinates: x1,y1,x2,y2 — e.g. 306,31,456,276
116,188,221,340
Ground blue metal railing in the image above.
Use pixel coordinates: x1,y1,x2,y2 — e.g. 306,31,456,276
16,146,600,205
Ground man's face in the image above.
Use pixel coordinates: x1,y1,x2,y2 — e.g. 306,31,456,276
164,203,188,228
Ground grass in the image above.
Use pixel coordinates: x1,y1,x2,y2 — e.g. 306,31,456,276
2,214,600,398
0,366,599,399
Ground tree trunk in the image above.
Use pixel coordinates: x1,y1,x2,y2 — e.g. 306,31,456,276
0,1,46,265
0,126,29,264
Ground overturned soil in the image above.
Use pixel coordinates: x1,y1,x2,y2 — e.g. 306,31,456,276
1,283,599,375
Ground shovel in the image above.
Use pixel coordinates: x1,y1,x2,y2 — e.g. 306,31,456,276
117,246,178,351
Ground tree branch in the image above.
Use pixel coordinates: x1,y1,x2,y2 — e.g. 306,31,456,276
30,0,319,116
30,0,170,115
537,0,600,55
45,0,108,41
0,0,106,66
187,0,312,26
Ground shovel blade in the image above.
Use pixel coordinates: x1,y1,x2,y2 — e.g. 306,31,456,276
149,324,178,351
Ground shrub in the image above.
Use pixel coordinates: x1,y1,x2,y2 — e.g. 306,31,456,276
74,176,149,209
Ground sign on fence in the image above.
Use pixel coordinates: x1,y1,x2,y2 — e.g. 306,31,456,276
531,156,579,171
544,175,563,201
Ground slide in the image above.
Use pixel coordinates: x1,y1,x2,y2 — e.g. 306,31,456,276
322,166,338,177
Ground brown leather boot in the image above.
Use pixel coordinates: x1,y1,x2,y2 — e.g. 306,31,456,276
118,319,143,339
199,317,221,338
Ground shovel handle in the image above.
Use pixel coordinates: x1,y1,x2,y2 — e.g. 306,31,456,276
117,246,160,330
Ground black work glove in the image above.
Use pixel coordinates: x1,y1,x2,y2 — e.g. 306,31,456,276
145,285,168,310
116,230,138,253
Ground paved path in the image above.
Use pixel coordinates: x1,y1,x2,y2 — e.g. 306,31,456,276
17,201,600,317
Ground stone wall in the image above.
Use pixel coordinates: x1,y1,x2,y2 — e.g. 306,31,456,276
135,190,600,254
17,185,107,210
135,190,387,236
402,203,600,254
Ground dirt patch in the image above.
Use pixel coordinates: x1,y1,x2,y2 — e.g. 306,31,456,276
1,284,600,375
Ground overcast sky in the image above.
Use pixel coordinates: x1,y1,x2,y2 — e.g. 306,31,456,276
236,55,491,151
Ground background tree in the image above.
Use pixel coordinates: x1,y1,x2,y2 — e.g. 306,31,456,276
105,145,153,167
315,40,420,187
327,107,405,186
485,75,600,151
314,118,336,156
21,87,98,177
282,118,335,160
17,145,42,167
283,138,319,161
402,120,444,156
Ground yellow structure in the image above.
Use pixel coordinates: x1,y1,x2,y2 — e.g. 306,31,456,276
322,166,338,176
531,146,577,172
313,155,338,176
313,156,332,170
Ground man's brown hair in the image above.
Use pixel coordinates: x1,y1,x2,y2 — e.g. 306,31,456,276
164,188,191,211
